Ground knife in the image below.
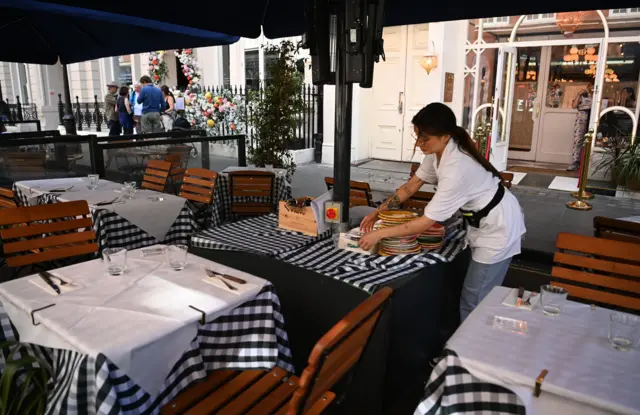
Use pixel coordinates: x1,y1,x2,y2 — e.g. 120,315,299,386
39,272,61,295
205,268,246,284
516,286,525,307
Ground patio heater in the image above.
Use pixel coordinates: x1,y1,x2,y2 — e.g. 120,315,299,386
304,0,386,229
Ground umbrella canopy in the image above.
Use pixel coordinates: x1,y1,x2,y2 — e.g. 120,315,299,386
33,0,640,39
0,0,239,64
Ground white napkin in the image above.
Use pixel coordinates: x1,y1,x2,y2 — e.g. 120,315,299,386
28,272,82,296
501,288,540,311
201,275,259,295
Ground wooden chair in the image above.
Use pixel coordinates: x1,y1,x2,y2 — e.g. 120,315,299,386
593,216,640,245
179,168,217,224
400,190,435,212
3,151,46,176
500,172,514,189
552,232,640,312
0,200,98,269
161,287,393,415
165,145,192,193
141,159,172,192
0,187,16,209
229,170,276,217
324,177,374,207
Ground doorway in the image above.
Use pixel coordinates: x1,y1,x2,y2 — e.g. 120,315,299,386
174,53,189,91
370,24,429,162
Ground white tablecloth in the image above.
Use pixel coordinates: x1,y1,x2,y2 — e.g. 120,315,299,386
448,286,640,415
15,178,187,242
0,248,266,396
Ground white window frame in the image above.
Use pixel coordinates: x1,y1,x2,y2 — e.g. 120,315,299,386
609,8,640,19
480,17,510,28
521,13,556,25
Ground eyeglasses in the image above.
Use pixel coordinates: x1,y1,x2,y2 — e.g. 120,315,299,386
412,132,428,143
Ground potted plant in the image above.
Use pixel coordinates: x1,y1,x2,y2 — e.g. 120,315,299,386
616,141,640,190
247,41,305,176
593,135,638,189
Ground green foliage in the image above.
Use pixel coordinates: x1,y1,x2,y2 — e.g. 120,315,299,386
247,41,305,176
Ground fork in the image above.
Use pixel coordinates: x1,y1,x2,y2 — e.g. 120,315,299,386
205,269,237,291
524,292,537,306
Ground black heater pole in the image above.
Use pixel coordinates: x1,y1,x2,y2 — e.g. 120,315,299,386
332,2,352,228
61,63,77,135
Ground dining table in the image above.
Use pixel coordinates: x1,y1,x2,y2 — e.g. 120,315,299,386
13,177,197,251
0,246,293,414
415,286,640,415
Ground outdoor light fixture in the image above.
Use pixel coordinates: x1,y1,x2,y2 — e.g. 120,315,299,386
556,11,586,37
421,41,438,74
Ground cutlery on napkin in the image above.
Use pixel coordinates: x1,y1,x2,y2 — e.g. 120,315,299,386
29,272,81,295
94,197,123,206
501,288,539,311
202,269,254,295
48,185,75,193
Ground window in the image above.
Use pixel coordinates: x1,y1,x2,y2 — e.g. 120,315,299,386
523,13,555,24
481,17,509,27
222,45,230,86
610,8,640,17
263,52,279,86
245,50,259,90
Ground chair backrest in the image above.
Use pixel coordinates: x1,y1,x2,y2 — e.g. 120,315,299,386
3,151,46,174
0,200,98,267
229,170,275,215
552,232,640,312
165,145,192,190
324,177,374,207
500,172,514,189
400,189,434,212
179,168,217,204
288,287,393,415
593,216,640,244
0,187,16,209
141,159,172,192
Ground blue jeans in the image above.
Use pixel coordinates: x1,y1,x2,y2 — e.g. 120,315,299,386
460,257,512,321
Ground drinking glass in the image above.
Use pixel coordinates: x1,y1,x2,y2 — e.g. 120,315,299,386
539,285,568,316
609,313,640,351
123,181,137,200
166,244,188,271
103,248,127,276
88,174,100,190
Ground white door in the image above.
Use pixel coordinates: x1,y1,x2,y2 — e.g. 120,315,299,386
371,26,407,160
401,24,430,162
490,46,517,172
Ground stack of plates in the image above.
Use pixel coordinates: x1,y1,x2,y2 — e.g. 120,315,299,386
377,210,421,256
417,223,445,251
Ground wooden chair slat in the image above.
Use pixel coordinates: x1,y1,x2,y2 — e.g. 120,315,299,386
184,168,217,180
143,174,169,184
7,243,98,268
232,190,272,198
229,171,275,216
179,184,213,196
552,282,640,311
179,192,213,204
183,176,215,188
1,217,94,239
552,267,640,295
298,391,336,415
188,370,265,415
147,160,172,170
325,177,374,207
4,231,96,254
230,170,278,177
0,201,90,225
0,199,16,208
554,252,640,279
594,216,640,244
160,370,237,415
556,233,640,263
218,367,288,415
0,188,15,198
245,376,299,415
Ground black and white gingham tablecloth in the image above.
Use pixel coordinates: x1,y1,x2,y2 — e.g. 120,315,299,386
276,219,468,293
0,284,294,415
13,185,197,252
191,214,331,256
414,349,525,415
210,173,292,227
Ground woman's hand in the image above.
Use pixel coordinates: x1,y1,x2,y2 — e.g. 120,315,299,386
359,231,382,250
360,210,380,232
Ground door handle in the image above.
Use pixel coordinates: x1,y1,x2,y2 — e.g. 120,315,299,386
535,102,540,118
398,92,404,114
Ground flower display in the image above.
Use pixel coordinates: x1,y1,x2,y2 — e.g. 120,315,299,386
147,51,168,85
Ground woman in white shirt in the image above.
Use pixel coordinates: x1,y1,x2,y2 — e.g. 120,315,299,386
359,103,526,321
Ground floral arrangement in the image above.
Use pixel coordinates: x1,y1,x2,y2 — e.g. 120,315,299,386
174,88,245,136
174,49,201,92
147,51,168,84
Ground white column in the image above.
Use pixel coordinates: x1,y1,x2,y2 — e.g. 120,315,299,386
131,54,141,85
197,46,224,87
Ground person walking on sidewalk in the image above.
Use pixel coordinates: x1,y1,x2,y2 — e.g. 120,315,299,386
567,81,594,171
105,81,121,136
359,103,526,323
137,75,166,133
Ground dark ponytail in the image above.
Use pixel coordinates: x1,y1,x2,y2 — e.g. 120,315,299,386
411,103,501,179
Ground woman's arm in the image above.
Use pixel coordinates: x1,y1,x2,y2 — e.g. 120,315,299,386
125,97,132,114
168,96,175,111
359,215,435,250
378,175,425,212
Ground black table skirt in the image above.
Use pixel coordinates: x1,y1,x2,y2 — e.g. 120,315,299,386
188,246,471,414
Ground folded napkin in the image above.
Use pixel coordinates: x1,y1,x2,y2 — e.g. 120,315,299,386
501,288,540,311
28,273,82,296
201,275,258,295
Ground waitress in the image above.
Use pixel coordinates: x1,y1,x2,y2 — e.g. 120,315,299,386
359,103,526,321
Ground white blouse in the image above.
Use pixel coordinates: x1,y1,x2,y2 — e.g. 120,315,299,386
415,139,526,264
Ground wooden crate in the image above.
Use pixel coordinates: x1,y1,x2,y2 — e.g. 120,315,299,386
278,199,319,236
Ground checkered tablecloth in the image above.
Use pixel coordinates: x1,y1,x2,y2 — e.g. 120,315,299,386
191,214,331,256
414,349,525,415
13,184,197,252
211,173,292,227
276,219,468,293
0,284,293,415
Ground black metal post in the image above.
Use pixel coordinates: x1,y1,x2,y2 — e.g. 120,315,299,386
15,96,23,121
94,95,101,132
0,81,3,101
75,96,83,131
237,135,247,167
333,4,352,226
57,93,64,125
61,64,77,135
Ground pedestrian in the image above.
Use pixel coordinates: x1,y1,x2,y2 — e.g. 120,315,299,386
130,83,143,133
567,81,594,171
137,76,166,134
117,86,134,135
105,81,121,136
160,85,176,131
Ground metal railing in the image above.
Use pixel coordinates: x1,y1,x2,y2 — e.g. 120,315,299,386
2,96,38,122
57,94,107,132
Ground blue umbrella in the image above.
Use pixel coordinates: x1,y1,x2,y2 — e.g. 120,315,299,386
0,0,239,64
